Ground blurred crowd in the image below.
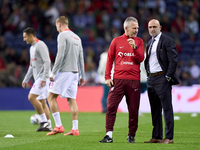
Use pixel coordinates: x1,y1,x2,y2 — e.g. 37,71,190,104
0,0,200,87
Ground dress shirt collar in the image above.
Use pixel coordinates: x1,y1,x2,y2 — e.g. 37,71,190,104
152,32,162,41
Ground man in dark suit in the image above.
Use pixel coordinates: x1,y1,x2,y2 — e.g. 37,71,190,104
144,19,179,144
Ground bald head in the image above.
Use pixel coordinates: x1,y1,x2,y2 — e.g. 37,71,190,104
149,19,160,26
148,19,162,38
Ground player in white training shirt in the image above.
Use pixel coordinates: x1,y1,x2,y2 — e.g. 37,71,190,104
47,16,85,136
22,27,52,132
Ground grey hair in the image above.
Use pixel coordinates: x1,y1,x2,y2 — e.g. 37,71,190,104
123,17,138,30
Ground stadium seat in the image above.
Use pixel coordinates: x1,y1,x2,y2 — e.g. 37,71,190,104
4,32,15,47
178,53,191,61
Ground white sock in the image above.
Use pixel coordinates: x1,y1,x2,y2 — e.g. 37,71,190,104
72,120,78,130
106,131,113,138
47,119,52,129
39,113,47,123
52,112,62,127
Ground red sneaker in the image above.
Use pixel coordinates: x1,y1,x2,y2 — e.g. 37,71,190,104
46,125,64,135
64,129,79,136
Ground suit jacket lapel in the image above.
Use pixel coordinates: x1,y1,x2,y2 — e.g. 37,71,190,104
146,40,151,49
156,34,163,58
146,39,152,56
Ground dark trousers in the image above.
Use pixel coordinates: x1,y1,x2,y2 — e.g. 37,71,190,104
147,74,174,139
102,83,109,112
106,79,140,137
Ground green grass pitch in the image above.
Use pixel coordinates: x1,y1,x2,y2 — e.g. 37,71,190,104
0,111,200,150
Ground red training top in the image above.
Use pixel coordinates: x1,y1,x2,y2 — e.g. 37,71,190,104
105,34,144,81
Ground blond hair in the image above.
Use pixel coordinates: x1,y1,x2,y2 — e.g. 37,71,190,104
56,16,69,25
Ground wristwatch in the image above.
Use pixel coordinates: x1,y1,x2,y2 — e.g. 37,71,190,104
166,75,171,82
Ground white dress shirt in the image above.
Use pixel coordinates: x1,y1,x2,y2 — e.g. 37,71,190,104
149,32,163,73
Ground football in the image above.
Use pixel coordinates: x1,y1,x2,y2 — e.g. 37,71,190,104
30,114,41,125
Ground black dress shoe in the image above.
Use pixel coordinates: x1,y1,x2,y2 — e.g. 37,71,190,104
127,136,135,143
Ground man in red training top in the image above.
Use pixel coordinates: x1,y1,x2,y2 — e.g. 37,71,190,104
99,17,144,143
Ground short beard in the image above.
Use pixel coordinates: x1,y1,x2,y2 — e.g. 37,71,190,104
150,32,157,37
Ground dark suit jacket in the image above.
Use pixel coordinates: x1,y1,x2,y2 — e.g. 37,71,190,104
144,33,180,85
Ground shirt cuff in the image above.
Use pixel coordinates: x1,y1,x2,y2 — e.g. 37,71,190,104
50,73,55,78
41,76,47,81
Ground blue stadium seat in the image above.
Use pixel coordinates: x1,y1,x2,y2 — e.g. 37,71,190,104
181,47,193,55
4,32,15,47
181,40,195,49
194,46,200,53
178,53,191,61
179,33,190,42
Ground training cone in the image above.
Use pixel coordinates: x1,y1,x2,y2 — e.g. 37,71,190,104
191,113,198,117
4,134,14,138
174,116,180,120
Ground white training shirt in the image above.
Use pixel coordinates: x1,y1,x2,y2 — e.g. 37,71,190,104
50,29,85,79
23,39,51,83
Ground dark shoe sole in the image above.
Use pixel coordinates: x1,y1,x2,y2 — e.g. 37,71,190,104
36,128,52,132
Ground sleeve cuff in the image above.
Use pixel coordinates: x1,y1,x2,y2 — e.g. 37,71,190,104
41,77,47,81
50,73,55,78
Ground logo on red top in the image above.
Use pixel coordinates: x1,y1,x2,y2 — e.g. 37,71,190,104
118,52,134,57
120,61,133,66
118,52,123,57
